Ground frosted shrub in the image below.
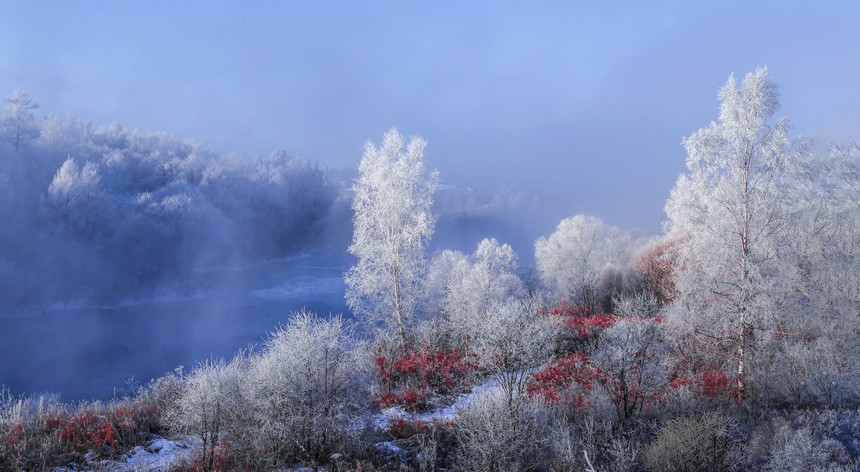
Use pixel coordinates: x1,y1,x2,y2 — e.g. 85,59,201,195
643,412,734,472
590,319,672,419
143,365,186,418
471,295,556,411
453,388,551,472
171,354,249,472
769,424,854,471
773,338,860,408
248,311,367,467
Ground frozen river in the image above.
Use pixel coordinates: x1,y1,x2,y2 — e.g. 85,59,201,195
0,253,351,401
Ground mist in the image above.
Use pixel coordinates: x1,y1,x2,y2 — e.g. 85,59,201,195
0,100,555,400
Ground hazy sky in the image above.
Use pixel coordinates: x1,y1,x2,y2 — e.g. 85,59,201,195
2,1,859,236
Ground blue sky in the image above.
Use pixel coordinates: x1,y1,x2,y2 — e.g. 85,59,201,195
2,1,859,236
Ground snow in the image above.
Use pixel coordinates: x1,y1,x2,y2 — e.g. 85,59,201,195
251,276,344,300
372,377,501,430
94,437,198,472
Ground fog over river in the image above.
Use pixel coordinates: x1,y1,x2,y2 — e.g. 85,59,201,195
0,253,349,401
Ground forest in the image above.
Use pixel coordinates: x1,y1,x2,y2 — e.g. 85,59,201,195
2,68,860,471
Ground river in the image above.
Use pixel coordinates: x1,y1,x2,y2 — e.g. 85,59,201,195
0,252,351,401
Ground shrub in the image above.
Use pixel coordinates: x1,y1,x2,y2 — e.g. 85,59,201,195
543,301,617,342
669,368,736,403
741,417,858,472
248,311,367,467
373,348,476,410
386,418,431,440
527,352,598,412
590,319,672,419
453,388,552,472
471,295,556,412
643,412,734,472
171,355,249,472
0,388,169,470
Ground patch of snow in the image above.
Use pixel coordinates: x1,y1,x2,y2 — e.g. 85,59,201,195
372,377,502,430
251,276,344,300
104,436,198,471
374,440,409,463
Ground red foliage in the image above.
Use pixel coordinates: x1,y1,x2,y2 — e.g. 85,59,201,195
45,416,62,430
699,370,732,397
374,349,477,410
527,353,599,411
385,418,454,440
669,369,735,399
630,236,683,304
58,411,115,451
172,444,236,472
386,418,431,439
5,422,22,448
542,301,617,339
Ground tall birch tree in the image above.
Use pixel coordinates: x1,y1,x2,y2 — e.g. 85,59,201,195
345,128,437,346
665,67,803,401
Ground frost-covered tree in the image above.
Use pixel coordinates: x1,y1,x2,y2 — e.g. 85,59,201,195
44,157,105,235
425,238,525,349
1,89,40,152
664,67,803,401
345,128,438,346
535,215,631,312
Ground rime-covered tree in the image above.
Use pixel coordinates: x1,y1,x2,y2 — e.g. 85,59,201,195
45,157,105,235
427,238,524,349
664,67,803,401
535,214,631,313
345,128,438,346
1,89,40,152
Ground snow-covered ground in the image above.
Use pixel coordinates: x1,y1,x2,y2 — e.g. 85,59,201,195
54,437,198,472
112,437,198,471
373,377,500,430
95,379,503,471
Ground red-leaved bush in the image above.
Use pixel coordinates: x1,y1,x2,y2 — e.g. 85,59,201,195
386,418,431,439
543,301,617,339
53,411,115,452
630,236,683,304
527,353,599,411
5,422,22,448
375,349,477,410
385,418,455,440
670,369,735,399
